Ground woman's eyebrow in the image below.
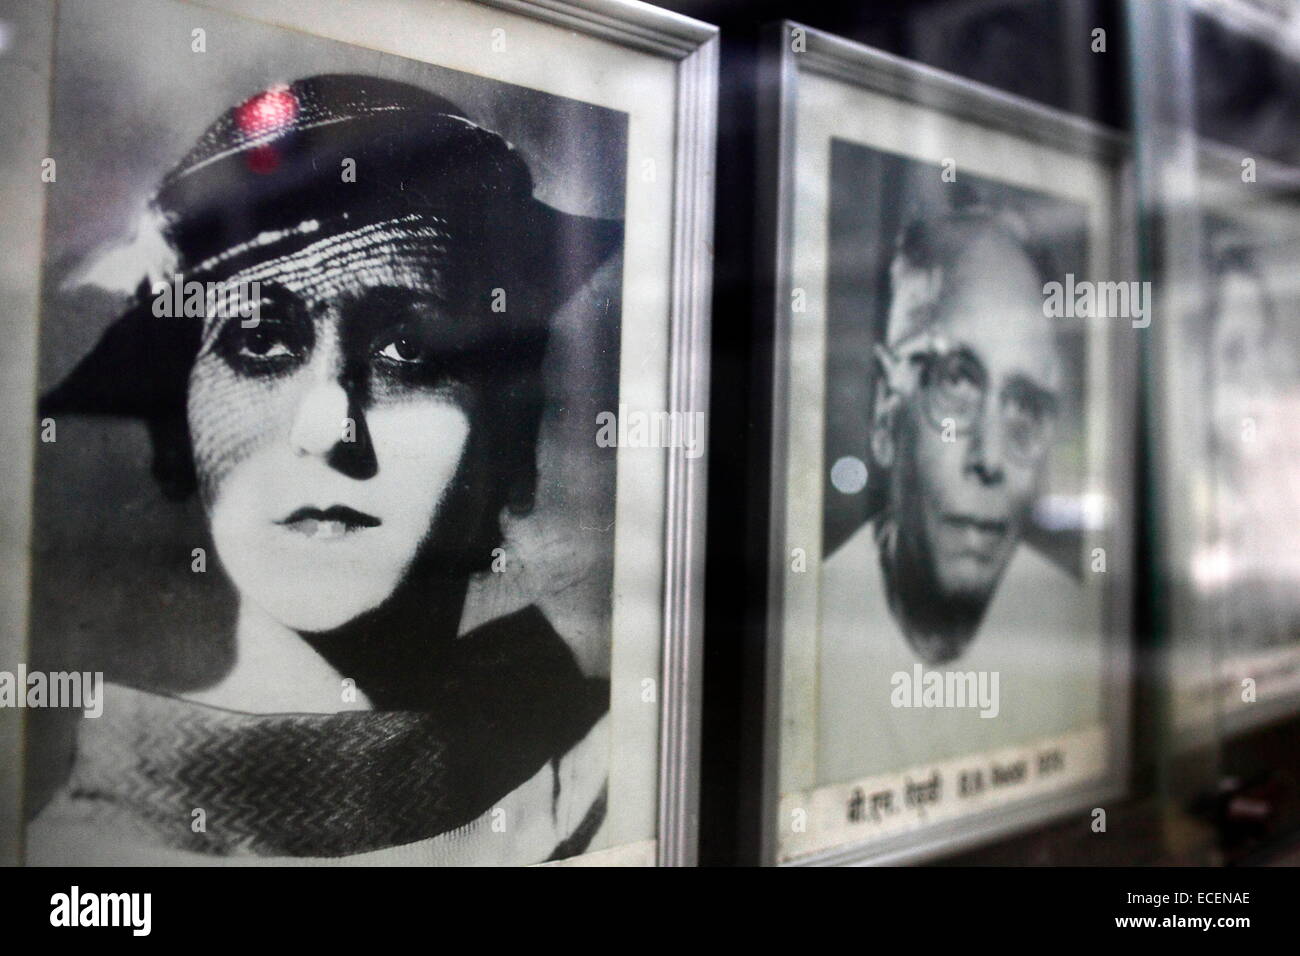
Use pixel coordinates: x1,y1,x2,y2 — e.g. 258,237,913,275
252,280,305,307
200,280,307,350
340,286,445,333
209,277,308,313
357,285,435,305
350,285,443,315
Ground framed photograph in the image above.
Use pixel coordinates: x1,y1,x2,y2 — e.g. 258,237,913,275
758,23,1135,865
5,0,715,866
1159,143,1300,740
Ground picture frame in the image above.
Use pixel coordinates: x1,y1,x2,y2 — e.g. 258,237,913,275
2,0,716,867
757,22,1137,866
1154,139,1300,743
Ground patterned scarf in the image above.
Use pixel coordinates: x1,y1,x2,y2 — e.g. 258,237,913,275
61,606,608,857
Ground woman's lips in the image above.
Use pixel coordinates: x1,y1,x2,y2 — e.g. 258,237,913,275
276,505,382,540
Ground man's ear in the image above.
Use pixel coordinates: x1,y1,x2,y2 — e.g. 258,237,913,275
870,343,901,470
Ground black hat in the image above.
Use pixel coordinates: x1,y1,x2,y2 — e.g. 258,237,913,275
42,74,621,424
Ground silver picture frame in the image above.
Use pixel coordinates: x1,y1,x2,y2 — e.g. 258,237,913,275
1150,137,1300,745
492,0,721,873
1128,0,1300,840
0,0,716,868
757,21,1138,866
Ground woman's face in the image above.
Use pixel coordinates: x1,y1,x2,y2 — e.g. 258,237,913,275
188,224,475,633
1210,268,1275,462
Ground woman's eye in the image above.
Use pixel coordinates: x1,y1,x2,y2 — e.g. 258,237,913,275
377,336,426,364
240,328,293,359
215,311,309,376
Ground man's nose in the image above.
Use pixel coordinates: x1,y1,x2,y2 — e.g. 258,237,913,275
965,400,1007,485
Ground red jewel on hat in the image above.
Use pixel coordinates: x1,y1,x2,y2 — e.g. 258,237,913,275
235,84,299,138
236,85,298,174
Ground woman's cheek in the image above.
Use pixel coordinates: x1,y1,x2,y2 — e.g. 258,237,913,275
187,358,289,505
367,400,472,526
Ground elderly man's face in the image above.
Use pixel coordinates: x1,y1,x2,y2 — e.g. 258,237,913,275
188,223,478,633
892,236,1060,604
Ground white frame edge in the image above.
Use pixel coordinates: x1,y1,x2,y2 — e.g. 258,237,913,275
480,0,717,869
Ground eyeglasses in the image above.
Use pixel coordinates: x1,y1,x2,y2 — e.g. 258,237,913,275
912,347,1058,464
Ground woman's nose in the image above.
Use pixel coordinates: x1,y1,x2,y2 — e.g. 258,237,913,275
289,381,351,458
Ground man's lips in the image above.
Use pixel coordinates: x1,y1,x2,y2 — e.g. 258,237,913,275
275,505,381,540
942,514,1010,556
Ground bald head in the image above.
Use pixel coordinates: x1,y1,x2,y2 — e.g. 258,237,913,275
888,212,1055,373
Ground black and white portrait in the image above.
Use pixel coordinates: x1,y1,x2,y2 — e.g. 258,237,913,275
1192,212,1300,725
815,141,1104,784
766,36,1126,864
25,0,634,865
